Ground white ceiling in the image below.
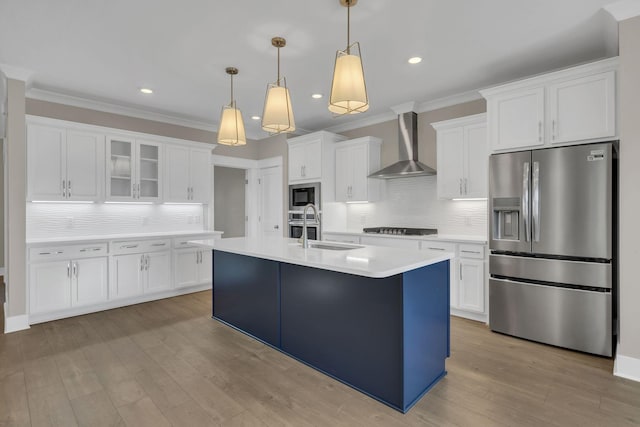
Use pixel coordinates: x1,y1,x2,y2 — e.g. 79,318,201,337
0,0,619,139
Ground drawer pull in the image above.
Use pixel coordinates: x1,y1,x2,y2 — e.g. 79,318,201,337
80,247,102,252
461,250,481,254
427,247,446,251
151,243,166,247
121,244,139,249
38,250,64,255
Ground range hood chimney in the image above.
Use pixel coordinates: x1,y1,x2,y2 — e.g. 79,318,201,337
368,106,436,179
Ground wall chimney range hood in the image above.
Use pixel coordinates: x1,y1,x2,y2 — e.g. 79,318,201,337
368,110,436,179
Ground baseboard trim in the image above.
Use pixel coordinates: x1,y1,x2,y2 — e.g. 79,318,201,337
614,354,640,383
450,308,487,324
4,305,31,333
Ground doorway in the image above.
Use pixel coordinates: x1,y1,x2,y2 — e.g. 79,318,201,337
214,166,246,238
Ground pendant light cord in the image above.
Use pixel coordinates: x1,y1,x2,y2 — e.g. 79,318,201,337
347,2,351,53
277,46,281,86
230,73,234,106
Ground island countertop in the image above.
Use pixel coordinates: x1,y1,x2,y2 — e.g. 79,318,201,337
190,236,453,278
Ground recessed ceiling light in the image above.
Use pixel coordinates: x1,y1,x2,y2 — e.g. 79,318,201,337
251,115,261,120
311,93,323,99
140,88,153,94
408,57,422,65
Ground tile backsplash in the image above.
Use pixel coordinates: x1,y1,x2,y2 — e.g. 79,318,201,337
326,176,487,236
27,203,206,239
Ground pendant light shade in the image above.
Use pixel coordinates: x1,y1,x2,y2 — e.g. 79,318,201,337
217,67,247,146
262,37,295,134
329,0,369,115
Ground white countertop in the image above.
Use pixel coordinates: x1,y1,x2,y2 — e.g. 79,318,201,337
27,230,223,245
323,230,487,244
190,237,454,279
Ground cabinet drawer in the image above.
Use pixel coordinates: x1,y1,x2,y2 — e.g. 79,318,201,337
458,244,485,259
323,234,361,244
360,235,420,249
173,234,214,249
420,241,456,253
111,239,171,254
30,243,107,261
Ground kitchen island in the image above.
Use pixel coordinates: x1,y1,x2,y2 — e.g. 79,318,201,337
191,237,453,413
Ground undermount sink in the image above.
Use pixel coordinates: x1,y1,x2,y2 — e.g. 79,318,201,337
308,242,363,251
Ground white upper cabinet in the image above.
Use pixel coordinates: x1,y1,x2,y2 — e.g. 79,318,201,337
287,131,347,194
27,123,104,201
165,145,211,203
481,57,618,152
334,137,381,203
548,71,616,144
433,114,488,199
488,87,545,151
107,136,163,202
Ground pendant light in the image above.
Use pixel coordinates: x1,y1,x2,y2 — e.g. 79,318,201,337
329,0,369,115
217,67,247,146
262,37,296,134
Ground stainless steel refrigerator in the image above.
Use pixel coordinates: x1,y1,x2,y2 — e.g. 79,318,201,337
489,142,617,357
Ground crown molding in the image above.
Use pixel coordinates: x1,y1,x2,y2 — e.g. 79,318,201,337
0,64,34,83
390,102,417,114
604,0,640,21
324,110,397,134
26,87,263,140
416,89,483,113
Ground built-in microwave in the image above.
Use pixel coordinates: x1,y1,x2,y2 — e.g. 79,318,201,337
289,182,321,210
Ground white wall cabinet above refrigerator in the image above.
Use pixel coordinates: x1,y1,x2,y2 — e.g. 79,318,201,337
27,123,104,201
480,57,618,153
107,136,163,202
164,145,212,203
335,137,381,203
433,113,488,199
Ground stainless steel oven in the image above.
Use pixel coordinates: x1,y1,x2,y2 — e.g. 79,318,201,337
288,222,319,240
289,182,320,210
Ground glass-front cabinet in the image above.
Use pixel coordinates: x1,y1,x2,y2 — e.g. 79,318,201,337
107,136,162,201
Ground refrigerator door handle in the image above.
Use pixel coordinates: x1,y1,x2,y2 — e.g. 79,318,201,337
532,161,540,242
522,162,530,242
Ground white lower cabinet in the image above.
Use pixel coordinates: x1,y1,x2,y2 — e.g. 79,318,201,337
29,256,108,314
111,254,144,299
175,249,211,289
144,251,172,293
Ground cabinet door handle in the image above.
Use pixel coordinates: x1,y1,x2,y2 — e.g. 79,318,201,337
68,180,72,198
464,178,468,195
552,120,556,141
538,121,543,142
140,255,145,270
146,255,150,270
73,262,78,278
62,180,67,198
137,183,141,199
198,251,202,264
67,261,71,278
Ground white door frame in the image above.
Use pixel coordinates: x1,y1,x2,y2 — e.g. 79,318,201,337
211,155,283,238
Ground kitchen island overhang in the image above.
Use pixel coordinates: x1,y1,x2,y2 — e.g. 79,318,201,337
191,237,453,413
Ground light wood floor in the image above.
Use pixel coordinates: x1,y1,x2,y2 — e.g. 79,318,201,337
1,291,639,427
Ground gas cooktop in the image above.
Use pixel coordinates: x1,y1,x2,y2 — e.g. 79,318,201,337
363,227,438,236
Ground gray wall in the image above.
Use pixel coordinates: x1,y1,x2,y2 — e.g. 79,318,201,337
6,79,26,319
618,15,640,363
214,166,246,238
0,139,4,270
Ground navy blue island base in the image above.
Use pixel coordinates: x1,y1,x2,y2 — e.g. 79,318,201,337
212,249,450,413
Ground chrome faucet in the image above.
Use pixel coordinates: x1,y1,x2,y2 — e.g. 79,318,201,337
301,203,319,249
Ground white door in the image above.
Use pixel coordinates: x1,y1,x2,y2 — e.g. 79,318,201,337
145,252,172,293
303,140,322,180
29,261,71,314
198,250,212,283
67,130,103,201
107,136,135,200
136,140,162,201
335,146,350,202
463,123,488,198
459,259,485,313
164,145,191,202
436,128,465,199
111,254,144,299
190,148,212,203
490,87,545,151
259,166,283,237
548,71,616,144
349,144,369,202
175,249,199,288
288,144,306,181
72,257,108,307
27,124,66,201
